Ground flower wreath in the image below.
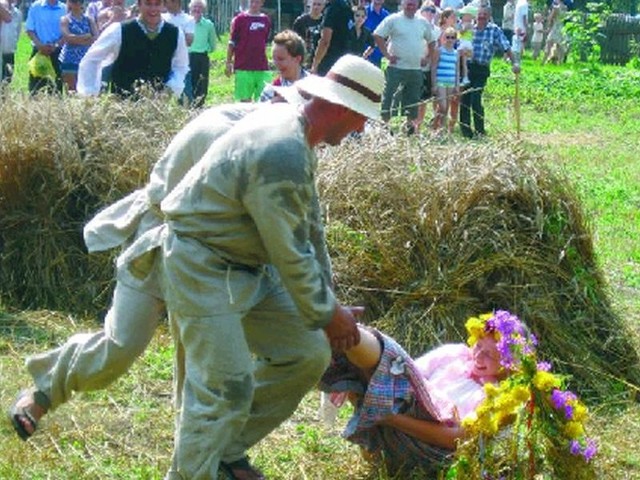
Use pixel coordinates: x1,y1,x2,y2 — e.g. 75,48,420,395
447,310,597,479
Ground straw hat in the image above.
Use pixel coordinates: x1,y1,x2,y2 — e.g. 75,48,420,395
294,54,384,120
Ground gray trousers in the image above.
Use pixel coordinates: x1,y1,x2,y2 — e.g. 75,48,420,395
26,282,165,410
167,284,331,479
381,66,423,122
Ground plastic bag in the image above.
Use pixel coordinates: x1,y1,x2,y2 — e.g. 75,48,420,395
28,52,56,80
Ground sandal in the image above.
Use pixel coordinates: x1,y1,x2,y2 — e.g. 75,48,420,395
219,457,265,480
8,388,51,441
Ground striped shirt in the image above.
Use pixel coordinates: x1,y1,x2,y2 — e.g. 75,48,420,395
436,46,458,86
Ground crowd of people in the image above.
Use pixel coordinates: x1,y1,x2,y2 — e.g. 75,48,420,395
0,0,571,135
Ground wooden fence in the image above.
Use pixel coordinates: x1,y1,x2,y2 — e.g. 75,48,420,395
601,14,640,64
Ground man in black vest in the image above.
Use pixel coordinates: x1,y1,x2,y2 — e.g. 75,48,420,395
77,0,189,97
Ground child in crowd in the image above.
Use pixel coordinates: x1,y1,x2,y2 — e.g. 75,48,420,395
59,0,98,92
456,5,476,86
347,6,375,60
531,12,544,60
432,27,460,133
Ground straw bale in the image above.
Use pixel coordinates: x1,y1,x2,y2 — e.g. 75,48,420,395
0,93,191,314
317,129,640,400
0,96,637,399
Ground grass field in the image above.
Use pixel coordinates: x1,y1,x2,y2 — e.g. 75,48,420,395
1,31,640,479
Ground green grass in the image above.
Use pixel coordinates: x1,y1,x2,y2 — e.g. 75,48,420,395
1,42,640,478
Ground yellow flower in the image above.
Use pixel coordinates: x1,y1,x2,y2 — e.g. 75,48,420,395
533,370,561,392
484,382,500,398
512,385,531,403
461,412,478,430
563,420,585,439
572,402,588,422
465,316,485,346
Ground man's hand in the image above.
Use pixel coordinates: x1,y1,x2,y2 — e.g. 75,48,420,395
38,44,55,55
225,62,233,78
323,304,363,352
387,54,398,65
512,63,521,74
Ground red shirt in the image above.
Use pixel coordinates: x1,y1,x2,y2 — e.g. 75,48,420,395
230,12,271,71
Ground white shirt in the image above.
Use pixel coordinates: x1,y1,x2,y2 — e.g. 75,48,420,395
161,11,195,37
0,5,22,54
374,13,435,70
514,0,529,34
77,19,189,96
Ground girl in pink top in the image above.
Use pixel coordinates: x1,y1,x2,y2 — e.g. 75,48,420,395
319,310,523,475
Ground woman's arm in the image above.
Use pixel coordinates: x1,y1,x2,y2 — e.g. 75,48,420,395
378,413,463,450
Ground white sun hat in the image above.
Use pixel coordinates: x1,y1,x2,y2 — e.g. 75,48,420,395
294,54,385,121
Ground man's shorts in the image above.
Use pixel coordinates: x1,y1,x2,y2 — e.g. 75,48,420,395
235,70,273,101
421,70,433,101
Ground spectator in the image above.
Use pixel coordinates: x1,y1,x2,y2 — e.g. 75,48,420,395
310,0,352,75
414,1,440,132
188,0,217,108
97,0,128,32
225,0,271,102
374,0,436,135
292,0,324,69
512,0,528,61
543,0,566,64
439,6,456,33
346,5,374,60
363,0,389,67
459,7,519,139
77,0,189,98
1,0,22,85
531,11,544,60
502,0,515,44
260,29,307,102
457,4,477,86
59,0,98,92
25,0,66,93
86,0,107,23
163,0,195,103
440,0,463,11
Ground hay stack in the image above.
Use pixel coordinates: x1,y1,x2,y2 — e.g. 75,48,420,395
0,93,191,314
317,130,640,400
0,95,637,400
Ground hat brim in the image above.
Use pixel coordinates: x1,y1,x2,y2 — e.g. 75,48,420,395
294,75,381,121
272,85,308,106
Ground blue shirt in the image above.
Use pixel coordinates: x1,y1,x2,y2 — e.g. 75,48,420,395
470,22,511,66
364,4,389,65
25,0,66,45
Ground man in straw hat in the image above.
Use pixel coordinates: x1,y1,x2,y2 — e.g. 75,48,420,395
8,87,319,468
148,54,383,480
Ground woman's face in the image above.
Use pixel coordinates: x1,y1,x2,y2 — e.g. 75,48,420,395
471,336,502,380
272,44,301,81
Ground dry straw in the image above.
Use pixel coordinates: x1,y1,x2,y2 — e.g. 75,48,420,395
0,95,637,401
0,92,192,315
317,128,640,401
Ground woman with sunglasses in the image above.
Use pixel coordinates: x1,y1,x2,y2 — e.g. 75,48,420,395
59,0,98,91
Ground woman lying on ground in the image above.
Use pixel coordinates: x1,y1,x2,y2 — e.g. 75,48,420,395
319,310,532,476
